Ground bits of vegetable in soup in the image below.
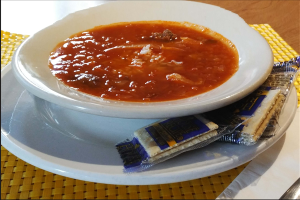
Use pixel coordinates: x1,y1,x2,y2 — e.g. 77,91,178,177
48,21,239,102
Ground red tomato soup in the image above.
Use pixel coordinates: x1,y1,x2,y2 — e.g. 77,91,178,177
48,21,239,102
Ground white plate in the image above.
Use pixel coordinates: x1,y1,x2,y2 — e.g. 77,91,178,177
2,63,297,185
12,1,273,119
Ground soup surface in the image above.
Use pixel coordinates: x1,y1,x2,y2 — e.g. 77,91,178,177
48,21,239,102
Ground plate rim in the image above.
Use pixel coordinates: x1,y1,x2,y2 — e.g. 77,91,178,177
11,1,274,119
2,63,298,185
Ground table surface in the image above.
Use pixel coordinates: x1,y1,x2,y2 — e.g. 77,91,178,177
1,0,299,53
194,0,300,54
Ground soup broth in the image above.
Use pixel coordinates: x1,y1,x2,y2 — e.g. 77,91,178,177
49,21,239,102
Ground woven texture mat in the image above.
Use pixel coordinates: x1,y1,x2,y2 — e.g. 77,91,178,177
1,24,299,199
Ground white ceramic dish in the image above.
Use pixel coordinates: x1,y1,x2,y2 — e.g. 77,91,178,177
12,1,273,119
12,1,273,118
2,63,297,185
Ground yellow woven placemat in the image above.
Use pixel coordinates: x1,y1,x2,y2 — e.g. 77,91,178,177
1,24,299,199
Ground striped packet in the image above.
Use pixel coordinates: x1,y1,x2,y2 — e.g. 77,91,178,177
218,88,284,145
116,114,244,173
219,56,299,145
